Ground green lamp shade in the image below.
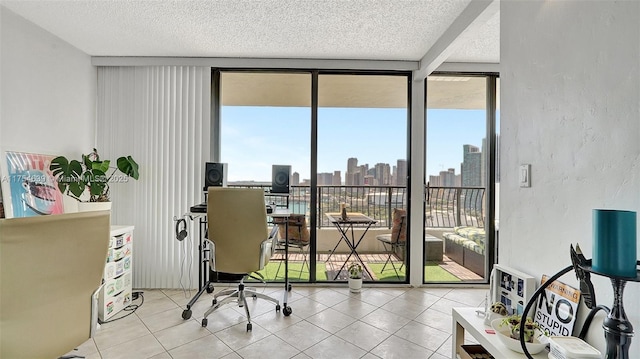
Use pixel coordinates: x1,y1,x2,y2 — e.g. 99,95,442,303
592,209,637,278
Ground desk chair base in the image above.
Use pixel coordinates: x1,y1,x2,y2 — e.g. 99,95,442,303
201,278,280,332
182,281,215,320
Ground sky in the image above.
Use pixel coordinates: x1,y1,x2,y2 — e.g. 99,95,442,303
220,106,488,183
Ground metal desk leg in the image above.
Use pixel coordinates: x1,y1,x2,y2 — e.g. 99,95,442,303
182,217,214,320
282,220,292,316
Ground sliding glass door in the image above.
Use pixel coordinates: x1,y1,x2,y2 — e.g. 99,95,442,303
424,74,498,284
218,70,411,284
317,74,409,283
219,72,314,282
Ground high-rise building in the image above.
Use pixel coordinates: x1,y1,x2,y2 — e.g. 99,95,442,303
352,171,363,186
291,171,300,186
441,168,457,187
490,134,500,183
396,159,407,186
346,157,358,185
363,175,375,185
374,162,391,185
461,144,482,186
317,172,333,185
332,171,341,185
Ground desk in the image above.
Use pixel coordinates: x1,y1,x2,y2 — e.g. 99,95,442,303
269,208,293,316
452,307,548,359
325,212,377,280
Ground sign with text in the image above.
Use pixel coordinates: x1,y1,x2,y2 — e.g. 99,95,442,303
535,275,581,337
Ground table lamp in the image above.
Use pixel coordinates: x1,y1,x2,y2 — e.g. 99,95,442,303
592,209,637,359
593,209,637,278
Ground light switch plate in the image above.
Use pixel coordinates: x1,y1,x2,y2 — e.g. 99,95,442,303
519,164,531,187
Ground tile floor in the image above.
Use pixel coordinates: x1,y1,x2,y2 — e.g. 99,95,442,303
68,285,486,359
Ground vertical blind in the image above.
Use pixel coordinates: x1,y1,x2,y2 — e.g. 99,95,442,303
97,66,211,289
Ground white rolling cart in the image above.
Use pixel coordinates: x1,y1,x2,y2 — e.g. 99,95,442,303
98,225,134,321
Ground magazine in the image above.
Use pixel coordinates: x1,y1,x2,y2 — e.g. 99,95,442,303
534,275,581,337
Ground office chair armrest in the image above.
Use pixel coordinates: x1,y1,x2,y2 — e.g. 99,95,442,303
204,238,217,272
90,284,104,337
259,225,280,268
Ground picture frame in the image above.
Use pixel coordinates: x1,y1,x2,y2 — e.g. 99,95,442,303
0,150,65,218
490,264,537,317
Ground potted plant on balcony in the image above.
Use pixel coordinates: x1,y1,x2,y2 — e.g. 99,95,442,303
50,148,139,211
348,263,363,293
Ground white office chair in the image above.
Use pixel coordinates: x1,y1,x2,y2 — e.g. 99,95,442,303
201,187,282,331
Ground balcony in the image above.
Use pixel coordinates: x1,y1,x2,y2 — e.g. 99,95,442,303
230,184,486,282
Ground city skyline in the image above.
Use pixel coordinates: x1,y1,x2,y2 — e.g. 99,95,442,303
221,106,488,183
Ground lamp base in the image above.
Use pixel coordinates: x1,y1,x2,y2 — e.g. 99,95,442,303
603,279,634,359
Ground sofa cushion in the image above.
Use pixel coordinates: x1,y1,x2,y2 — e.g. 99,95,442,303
454,226,485,242
443,232,467,245
444,226,486,254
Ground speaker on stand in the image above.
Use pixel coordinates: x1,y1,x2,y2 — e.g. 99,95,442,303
271,165,291,194
203,162,228,191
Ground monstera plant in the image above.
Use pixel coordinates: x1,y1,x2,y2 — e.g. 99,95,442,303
50,148,139,202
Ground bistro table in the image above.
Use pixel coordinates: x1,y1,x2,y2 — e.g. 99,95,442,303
325,212,377,280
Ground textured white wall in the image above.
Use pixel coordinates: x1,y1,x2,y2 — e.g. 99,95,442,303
501,0,639,353
0,6,95,157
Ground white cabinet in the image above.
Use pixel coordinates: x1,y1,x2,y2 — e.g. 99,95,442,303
99,225,134,322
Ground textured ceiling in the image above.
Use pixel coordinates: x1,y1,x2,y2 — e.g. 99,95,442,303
1,0,499,62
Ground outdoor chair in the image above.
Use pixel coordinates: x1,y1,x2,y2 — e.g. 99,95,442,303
375,208,407,279
273,214,310,279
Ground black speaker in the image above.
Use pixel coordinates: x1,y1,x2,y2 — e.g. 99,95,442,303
271,165,291,193
204,162,227,190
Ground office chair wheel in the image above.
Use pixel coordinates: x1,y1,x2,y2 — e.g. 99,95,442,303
182,309,192,320
246,323,252,332
288,284,292,292
276,304,281,312
201,318,208,327
206,283,214,293
283,306,292,316
212,299,217,306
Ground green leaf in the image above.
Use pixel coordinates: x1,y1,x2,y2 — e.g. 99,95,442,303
82,153,93,169
117,156,139,180
87,169,107,196
69,180,85,198
92,160,110,173
49,156,68,177
50,157,84,196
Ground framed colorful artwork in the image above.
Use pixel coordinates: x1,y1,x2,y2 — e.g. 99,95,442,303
0,151,65,218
